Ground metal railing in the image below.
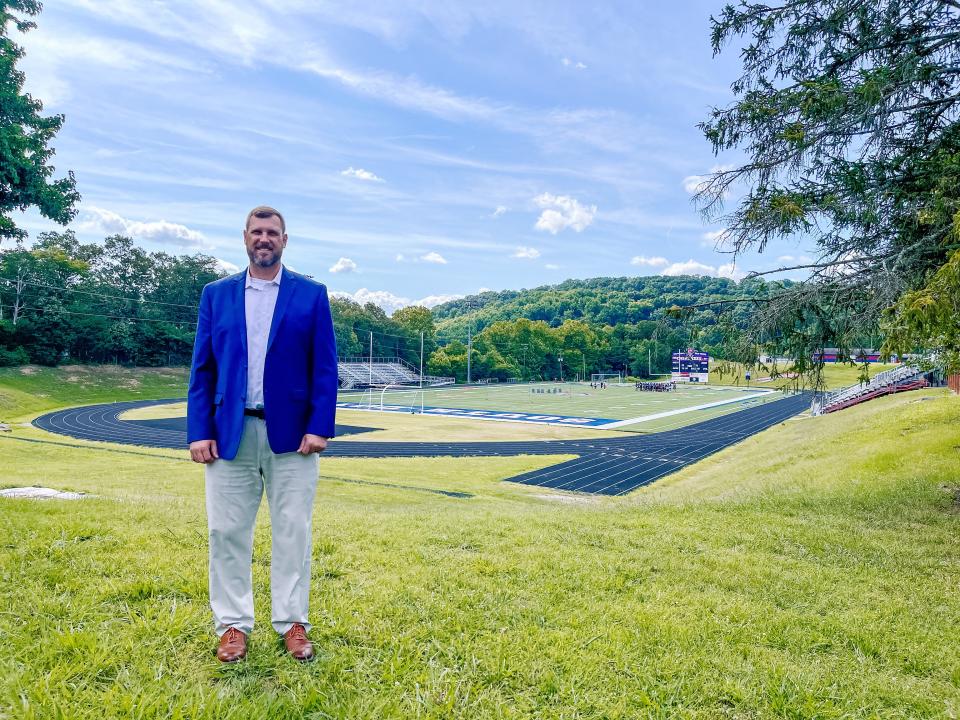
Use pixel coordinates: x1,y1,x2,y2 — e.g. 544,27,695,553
812,364,923,414
337,357,454,389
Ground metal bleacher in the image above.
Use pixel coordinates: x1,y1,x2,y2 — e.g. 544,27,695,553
812,364,926,415
337,357,455,390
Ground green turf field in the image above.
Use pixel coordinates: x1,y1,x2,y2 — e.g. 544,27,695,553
0,365,958,718
339,381,785,430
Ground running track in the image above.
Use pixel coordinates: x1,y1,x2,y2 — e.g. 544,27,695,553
32,393,810,496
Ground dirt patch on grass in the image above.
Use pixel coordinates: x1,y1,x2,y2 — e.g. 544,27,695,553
532,493,600,506
18,366,38,375
940,485,960,511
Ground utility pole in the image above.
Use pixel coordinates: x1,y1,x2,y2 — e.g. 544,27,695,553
558,355,564,382
12,266,26,326
419,331,424,413
461,297,480,384
368,331,373,387
648,347,652,377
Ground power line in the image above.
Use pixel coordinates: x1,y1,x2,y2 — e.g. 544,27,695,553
1,276,476,345
3,301,437,345
13,306,198,325
0,276,200,309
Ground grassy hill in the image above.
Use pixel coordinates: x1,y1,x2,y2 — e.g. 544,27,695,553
0,372,957,717
0,365,189,422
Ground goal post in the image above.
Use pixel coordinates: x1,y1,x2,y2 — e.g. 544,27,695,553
590,372,622,385
375,384,425,413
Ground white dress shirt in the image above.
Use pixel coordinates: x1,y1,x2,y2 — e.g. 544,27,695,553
245,265,282,409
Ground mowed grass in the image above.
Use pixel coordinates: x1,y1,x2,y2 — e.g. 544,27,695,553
1,369,959,717
121,402,619,442
0,365,188,423
709,360,903,391
339,381,773,424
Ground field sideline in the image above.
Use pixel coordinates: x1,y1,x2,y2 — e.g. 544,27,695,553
1,366,958,717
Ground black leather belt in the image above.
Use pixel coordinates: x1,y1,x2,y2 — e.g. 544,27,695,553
243,407,265,419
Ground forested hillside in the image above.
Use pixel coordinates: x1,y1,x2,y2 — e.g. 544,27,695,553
0,232,793,379
426,276,792,380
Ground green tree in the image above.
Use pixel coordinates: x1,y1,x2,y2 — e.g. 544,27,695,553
0,1,79,244
391,305,437,366
696,0,960,362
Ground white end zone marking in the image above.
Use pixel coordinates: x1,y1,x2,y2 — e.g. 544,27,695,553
596,390,776,429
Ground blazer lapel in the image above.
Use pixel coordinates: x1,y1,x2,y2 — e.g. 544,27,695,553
266,268,296,354
235,271,248,356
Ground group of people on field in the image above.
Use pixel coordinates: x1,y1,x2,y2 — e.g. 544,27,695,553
635,381,676,392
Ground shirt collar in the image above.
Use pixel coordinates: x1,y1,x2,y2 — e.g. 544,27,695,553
245,264,283,288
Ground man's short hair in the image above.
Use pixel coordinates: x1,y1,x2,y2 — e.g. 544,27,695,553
245,205,286,233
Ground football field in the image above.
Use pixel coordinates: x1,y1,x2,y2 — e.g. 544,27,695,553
338,381,783,432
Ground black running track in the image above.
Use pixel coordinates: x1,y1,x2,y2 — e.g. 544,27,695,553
32,393,810,496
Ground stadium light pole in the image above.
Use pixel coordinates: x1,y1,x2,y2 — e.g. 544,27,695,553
467,325,472,384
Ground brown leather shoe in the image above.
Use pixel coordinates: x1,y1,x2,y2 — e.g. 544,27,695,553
283,623,315,661
216,627,247,663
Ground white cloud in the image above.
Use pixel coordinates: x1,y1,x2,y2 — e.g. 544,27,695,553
561,57,587,69
682,175,709,195
716,263,744,280
776,254,813,264
630,255,669,268
301,59,634,153
492,205,507,217
701,229,729,246
329,257,358,273
545,264,560,270
660,259,746,280
331,288,463,314
18,29,215,107
421,251,447,264
682,164,736,195
215,258,241,274
77,206,206,248
340,166,384,182
417,293,463,308
395,253,406,262
533,193,596,234
513,246,541,259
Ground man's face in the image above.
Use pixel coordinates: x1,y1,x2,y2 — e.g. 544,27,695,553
244,214,287,269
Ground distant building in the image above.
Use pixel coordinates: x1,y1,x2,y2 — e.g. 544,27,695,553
811,348,897,364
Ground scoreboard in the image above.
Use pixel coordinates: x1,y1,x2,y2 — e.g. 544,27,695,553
672,350,709,383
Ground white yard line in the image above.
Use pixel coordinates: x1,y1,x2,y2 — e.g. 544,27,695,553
596,391,775,429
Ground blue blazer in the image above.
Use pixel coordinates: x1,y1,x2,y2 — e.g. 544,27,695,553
187,268,338,460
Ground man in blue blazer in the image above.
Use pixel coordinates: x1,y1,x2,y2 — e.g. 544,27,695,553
188,206,338,663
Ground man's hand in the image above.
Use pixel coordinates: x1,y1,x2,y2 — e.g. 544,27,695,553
297,434,328,455
190,439,219,464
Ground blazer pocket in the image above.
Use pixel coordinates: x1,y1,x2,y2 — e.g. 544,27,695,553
213,393,224,406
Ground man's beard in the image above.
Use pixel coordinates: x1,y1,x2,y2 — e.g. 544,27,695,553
248,245,281,268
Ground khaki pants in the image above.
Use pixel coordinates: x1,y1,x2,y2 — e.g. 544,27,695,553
204,416,319,637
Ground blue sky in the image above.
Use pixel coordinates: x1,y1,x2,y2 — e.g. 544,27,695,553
17,0,812,313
